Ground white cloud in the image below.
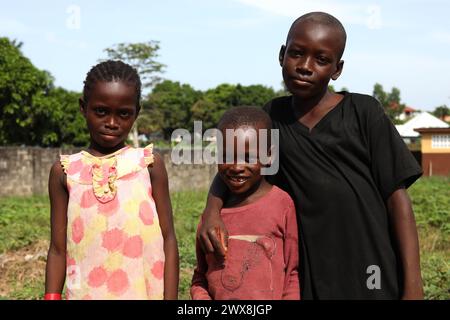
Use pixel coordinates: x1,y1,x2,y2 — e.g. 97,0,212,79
234,0,383,29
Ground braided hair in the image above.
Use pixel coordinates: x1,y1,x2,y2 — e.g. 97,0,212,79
83,60,142,110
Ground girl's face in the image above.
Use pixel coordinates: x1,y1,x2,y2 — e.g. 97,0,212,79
81,81,138,152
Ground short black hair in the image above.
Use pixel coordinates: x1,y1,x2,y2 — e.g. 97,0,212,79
218,106,272,131
286,11,347,59
82,60,142,109
218,106,273,152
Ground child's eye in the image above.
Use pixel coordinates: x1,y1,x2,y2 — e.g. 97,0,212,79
317,56,330,65
95,108,107,116
120,111,130,117
289,50,303,57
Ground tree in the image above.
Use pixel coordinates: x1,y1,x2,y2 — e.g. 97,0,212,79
433,105,449,121
102,41,165,89
146,80,202,139
0,37,54,145
372,83,405,123
190,99,219,130
101,41,166,145
234,84,277,107
0,37,88,147
190,83,279,130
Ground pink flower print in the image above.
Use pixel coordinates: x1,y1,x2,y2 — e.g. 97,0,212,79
139,201,154,225
67,257,76,267
107,269,129,296
122,235,143,258
97,195,119,216
67,159,83,175
88,266,108,288
79,163,92,182
80,189,97,208
151,261,164,280
71,217,84,244
102,228,125,252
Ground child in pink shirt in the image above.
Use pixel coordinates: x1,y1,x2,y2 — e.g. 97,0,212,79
191,106,300,300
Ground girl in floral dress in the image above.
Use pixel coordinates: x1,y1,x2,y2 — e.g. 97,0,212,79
44,60,179,300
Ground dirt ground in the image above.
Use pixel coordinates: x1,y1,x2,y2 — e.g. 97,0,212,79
0,240,48,298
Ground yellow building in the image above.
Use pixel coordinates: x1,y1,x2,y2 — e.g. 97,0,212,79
414,128,450,176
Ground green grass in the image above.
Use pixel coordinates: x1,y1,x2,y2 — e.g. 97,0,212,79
0,177,448,299
0,196,50,252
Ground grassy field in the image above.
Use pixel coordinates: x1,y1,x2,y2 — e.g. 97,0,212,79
0,177,448,299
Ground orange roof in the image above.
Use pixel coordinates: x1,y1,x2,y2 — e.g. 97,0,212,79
388,103,416,112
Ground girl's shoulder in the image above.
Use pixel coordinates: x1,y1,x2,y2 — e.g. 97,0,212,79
117,143,155,175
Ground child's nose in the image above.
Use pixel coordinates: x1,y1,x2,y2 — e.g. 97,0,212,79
105,116,119,129
296,56,313,75
229,163,245,173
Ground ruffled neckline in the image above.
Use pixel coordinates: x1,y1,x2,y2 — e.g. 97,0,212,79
61,144,154,203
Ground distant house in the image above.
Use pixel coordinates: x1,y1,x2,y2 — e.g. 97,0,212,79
390,103,419,122
398,106,419,121
414,128,450,176
395,112,449,144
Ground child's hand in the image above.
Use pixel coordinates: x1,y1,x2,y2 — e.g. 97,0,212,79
198,211,228,258
215,226,228,259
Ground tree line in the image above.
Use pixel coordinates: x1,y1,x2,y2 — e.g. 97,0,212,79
1,37,447,147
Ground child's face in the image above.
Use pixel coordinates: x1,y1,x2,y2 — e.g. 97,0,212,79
279,20,344,99
81,81,138,149
218,124,268,195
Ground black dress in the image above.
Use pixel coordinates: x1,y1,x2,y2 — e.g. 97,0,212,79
264,92,422,299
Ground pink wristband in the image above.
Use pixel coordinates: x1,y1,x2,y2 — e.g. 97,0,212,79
44,293,62,300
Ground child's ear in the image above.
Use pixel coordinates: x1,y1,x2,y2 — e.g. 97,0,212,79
79,98,87,117
331,60,344,81
278,45,286,67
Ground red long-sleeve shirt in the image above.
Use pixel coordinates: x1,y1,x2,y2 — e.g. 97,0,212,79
191,186,300,300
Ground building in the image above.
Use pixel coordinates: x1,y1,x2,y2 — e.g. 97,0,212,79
398,106,418,121
395,112,449,144
414,128,450,176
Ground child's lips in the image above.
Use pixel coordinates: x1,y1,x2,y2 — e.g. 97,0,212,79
226,175,249,185
100,132,119,138
293,77,313,86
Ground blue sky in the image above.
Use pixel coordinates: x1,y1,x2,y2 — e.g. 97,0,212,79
1,0,449,111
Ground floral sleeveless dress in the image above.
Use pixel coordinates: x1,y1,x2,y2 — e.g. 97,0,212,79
60,144,165,300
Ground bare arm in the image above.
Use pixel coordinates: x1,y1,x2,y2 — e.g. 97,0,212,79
197,174,229,257
386,187,424,300
45,161,68,295
150,153,179,300
190,221,213,300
